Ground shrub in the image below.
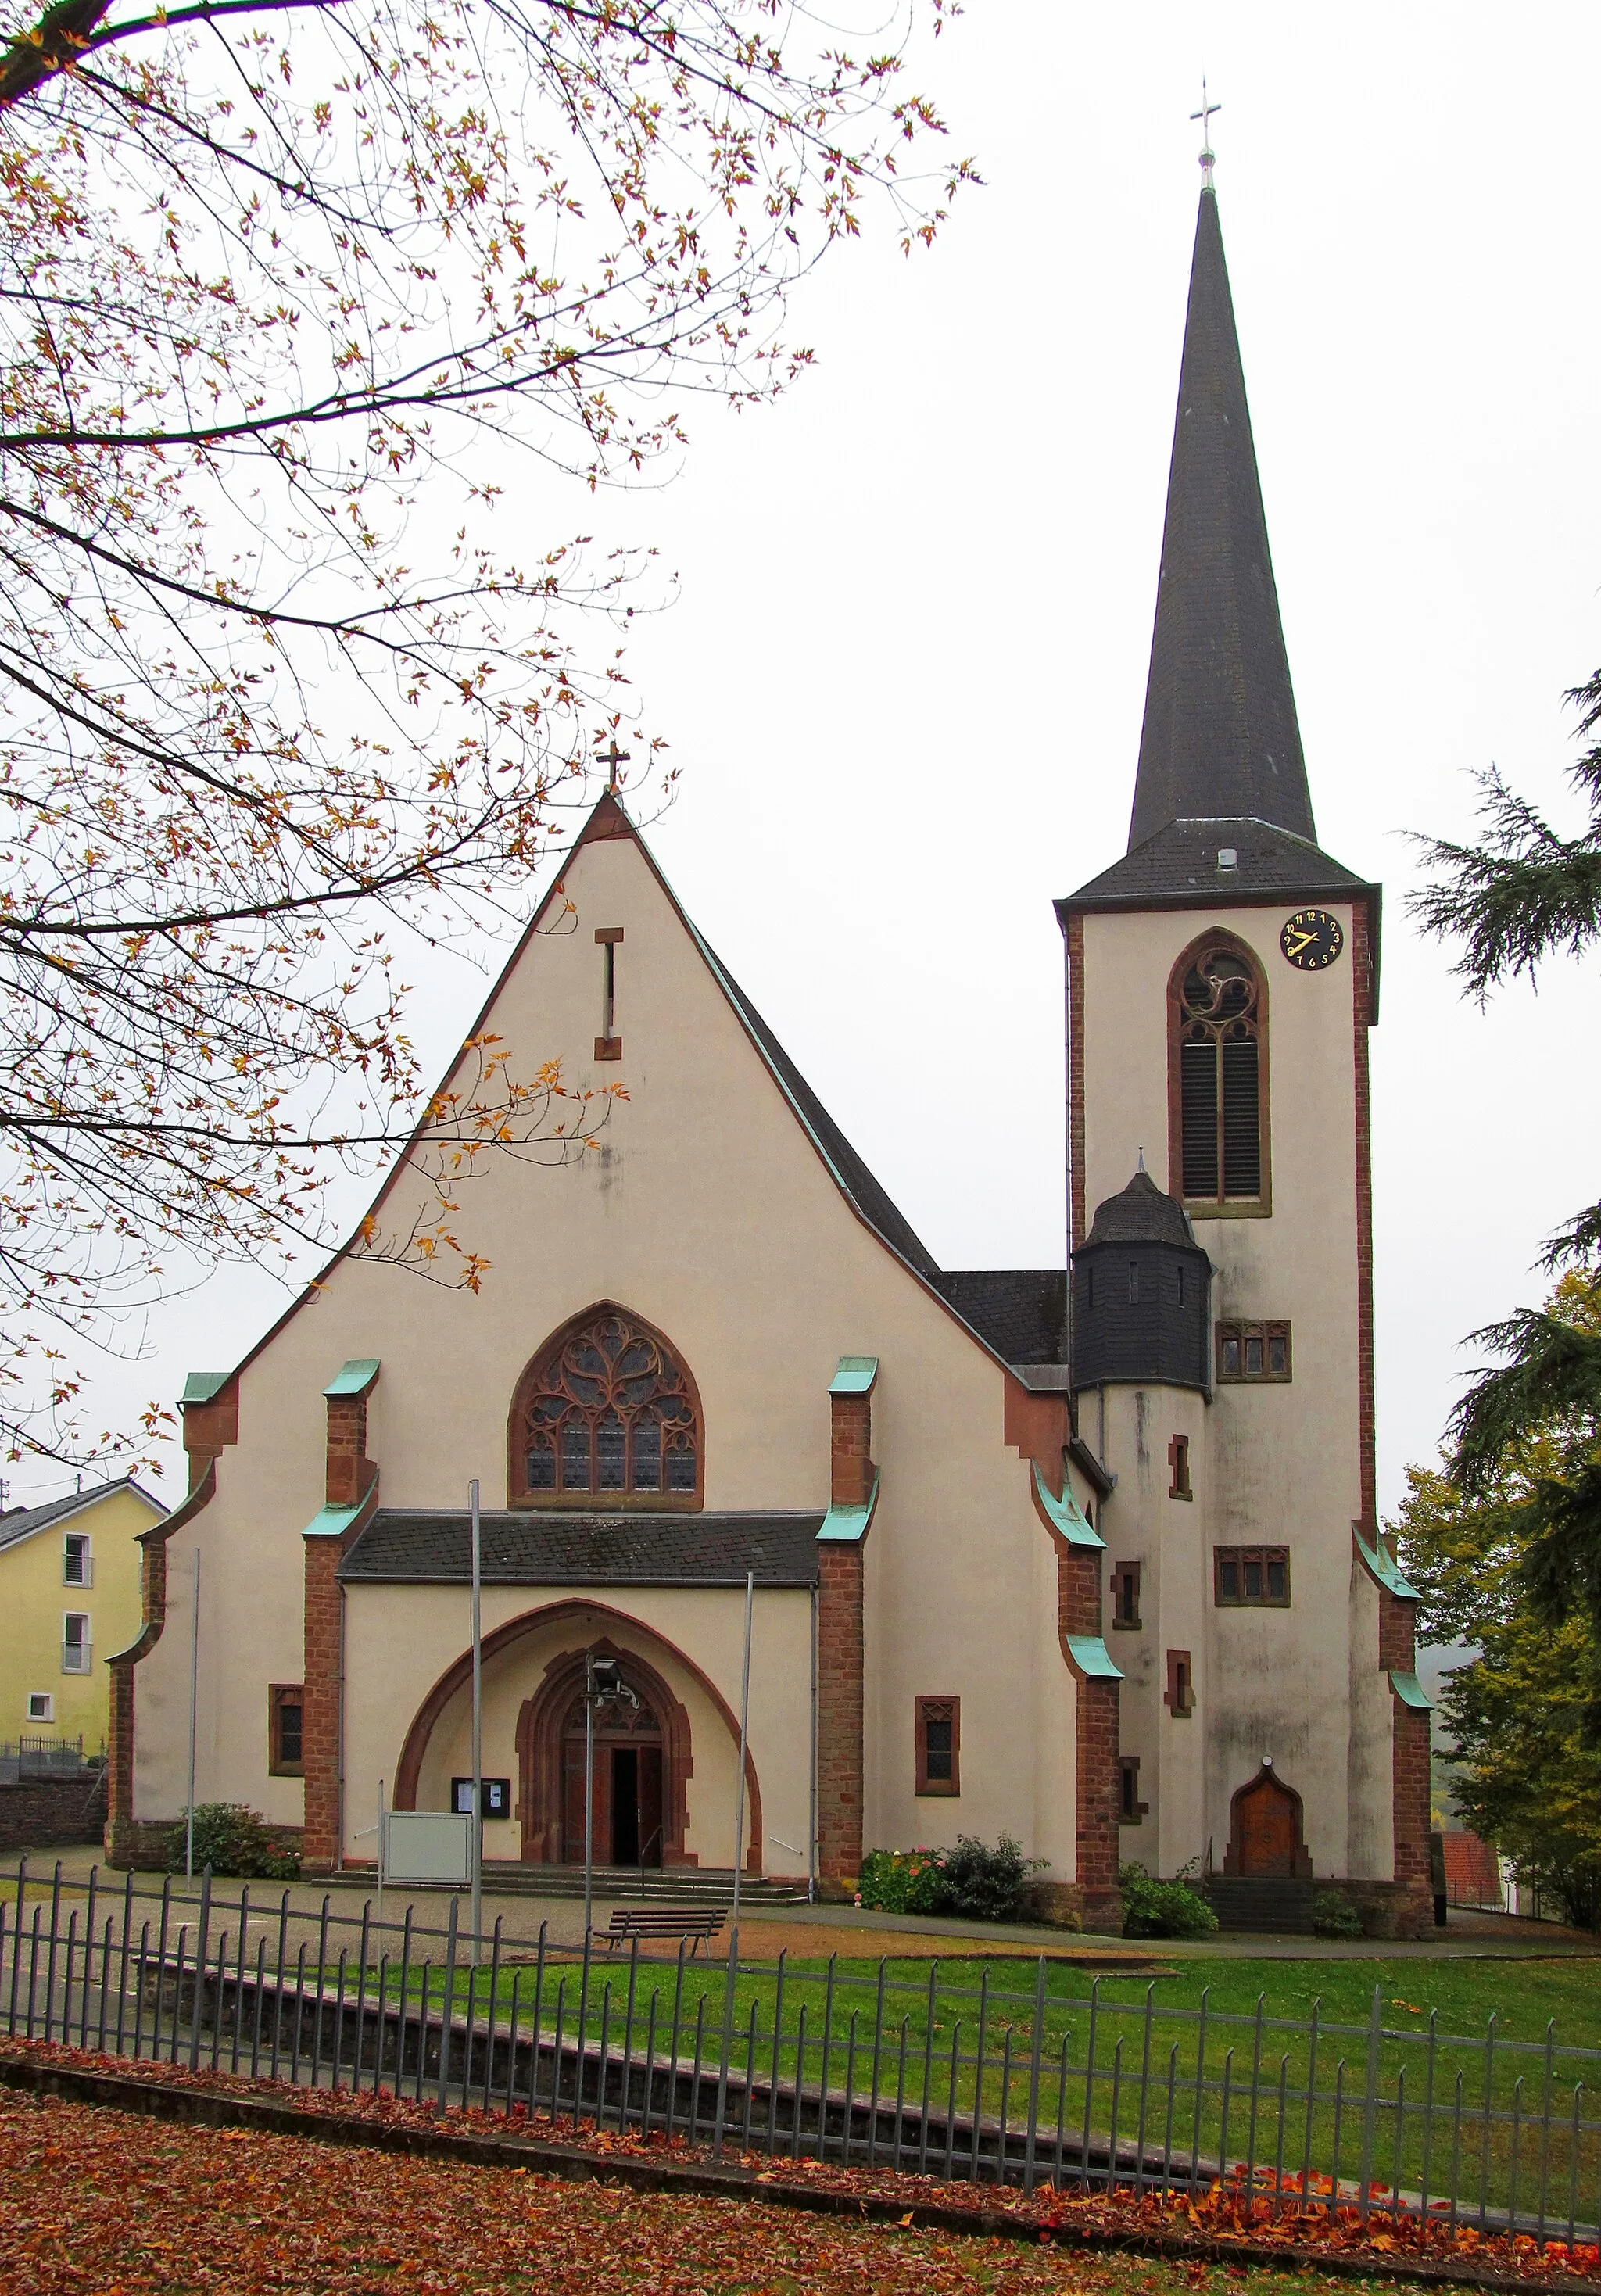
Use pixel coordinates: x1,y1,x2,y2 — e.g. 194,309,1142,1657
857,1836,1044,1923
855,1846,948,1915
1312,1888,1365,1937
1119,1861,1219,1939
935,1835,1044,1924
163,1803,300,1881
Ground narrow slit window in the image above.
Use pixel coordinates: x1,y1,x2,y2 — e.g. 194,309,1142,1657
269,1683,305,1776
1119,1755,1145,1824
915,1696,960,1796
594,926,624,1060
1111,1561,1141,1630
1165,1649,1194,1716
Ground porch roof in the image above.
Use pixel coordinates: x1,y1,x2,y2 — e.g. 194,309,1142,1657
338,1506,823,1588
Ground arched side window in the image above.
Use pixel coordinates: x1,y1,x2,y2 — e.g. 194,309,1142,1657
509,1304,704,1508
1166,934,1271,1216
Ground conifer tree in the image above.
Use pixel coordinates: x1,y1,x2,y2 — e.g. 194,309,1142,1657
1411,673,1601,1619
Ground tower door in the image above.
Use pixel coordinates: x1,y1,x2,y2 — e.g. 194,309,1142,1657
1224,1763,1309,1878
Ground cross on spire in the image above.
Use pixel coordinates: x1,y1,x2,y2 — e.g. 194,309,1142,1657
1191,78,1221,191
593,734,631,793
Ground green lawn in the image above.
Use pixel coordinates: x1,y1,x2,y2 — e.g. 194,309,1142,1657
353,1944,1601,2225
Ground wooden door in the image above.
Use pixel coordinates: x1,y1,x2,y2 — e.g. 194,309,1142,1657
1231,1771,1303,1876
561,1729,613,1863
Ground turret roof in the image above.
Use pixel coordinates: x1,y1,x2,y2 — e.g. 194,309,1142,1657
1080,1169,1202,1252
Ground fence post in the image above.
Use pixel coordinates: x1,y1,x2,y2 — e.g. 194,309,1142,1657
188,1867,212,2072
1023,1956,1048,2195
1357,1985,1382,2223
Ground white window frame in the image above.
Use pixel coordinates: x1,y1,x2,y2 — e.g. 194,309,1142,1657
61,1611,92,1675
63,1531,93,1589
26,1691,53,1723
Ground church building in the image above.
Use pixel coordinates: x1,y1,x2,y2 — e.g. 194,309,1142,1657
106,177,1432,1935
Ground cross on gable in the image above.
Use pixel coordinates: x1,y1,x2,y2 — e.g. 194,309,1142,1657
594,735,632,792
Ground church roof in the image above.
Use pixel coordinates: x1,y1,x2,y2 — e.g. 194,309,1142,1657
936,1270,1066,1364
339,1507,824,1587
1128,188,1313,851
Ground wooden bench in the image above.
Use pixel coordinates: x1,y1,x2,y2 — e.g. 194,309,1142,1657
593,1907,726,1956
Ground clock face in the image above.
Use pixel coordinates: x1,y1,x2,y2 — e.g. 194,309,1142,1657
1280,908,1344,971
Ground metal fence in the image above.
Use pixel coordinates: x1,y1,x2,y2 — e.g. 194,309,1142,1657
0,1738,98,1786
4,1859,1599,2242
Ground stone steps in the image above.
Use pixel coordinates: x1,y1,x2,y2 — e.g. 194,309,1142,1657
1205,1876,1316,1934
478,1864,811,1906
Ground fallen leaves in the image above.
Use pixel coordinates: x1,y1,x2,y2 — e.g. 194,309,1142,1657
2,2037,1597,2292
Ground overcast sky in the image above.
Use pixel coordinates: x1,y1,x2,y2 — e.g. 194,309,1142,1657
23,2,1601,1526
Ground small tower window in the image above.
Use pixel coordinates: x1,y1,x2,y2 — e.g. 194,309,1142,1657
1165,1649,1194,1716
1168,1433,1192,1500
1216,1321,1292,1383
1169,937,1270,1213
1214,1546,1291,1606
1111,1560,1141,1630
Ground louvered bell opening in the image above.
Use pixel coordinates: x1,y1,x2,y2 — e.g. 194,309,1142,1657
1180,1036,1219,1198
1221,1034,1261,1197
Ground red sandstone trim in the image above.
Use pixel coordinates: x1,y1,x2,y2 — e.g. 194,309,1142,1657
829,1393,873,1507
816,1546,865,1883
300,1538,345,1871
325,1365,379,1510
1052,1527,1120,1924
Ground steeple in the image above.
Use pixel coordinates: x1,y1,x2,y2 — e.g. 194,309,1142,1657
1127,188,1316,852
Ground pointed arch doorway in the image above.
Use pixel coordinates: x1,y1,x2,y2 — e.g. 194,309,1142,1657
518,1636,699,1868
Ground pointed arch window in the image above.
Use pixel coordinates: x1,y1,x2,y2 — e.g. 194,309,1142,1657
509,1304,704,1509
1168,936,1271,1215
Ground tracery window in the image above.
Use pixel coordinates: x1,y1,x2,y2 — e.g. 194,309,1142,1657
1169,938,1270,1212
510,1305,702,1507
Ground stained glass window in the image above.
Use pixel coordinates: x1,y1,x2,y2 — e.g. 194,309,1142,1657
516,1307,701,1505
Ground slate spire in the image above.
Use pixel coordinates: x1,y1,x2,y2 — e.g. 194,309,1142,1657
1127,188,1316,851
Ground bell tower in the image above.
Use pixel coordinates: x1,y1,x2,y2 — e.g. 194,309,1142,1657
1055,169,1430,1933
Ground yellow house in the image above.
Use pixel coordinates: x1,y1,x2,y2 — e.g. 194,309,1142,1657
0,1480,167,1750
